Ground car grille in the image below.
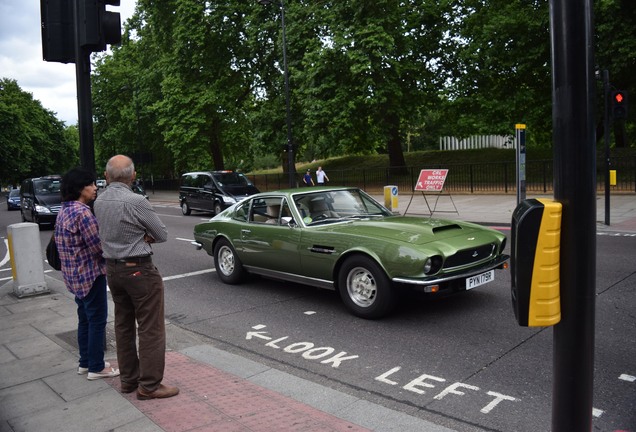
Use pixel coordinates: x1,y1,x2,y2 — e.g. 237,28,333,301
50,205,62,214
443,243,496,270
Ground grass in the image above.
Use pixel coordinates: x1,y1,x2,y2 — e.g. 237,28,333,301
253,146,636,175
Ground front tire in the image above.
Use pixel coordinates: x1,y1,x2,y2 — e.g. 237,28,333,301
338,255,396,319
214,238,244,284
214,202,223,216
181,201,191,215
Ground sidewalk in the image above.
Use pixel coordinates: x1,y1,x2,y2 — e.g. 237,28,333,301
0,278,455,432
1,190,633,432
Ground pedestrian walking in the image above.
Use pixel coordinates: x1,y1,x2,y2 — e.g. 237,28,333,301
55,167,119,381
316,166,329,185
303,169,315,186
94,155,179,400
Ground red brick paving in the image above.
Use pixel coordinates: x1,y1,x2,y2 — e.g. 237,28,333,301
107,351,370,432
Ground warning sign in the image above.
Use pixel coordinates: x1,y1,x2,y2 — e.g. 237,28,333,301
415,169,448,192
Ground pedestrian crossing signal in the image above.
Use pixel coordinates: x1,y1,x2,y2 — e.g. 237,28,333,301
611,90,628,120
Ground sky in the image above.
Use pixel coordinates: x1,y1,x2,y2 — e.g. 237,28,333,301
0,1,136,125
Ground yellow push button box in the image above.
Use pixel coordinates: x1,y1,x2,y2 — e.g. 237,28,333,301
511,198,562,327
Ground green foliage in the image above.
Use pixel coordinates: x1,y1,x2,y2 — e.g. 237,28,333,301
0,78,77,185
87,0,633,183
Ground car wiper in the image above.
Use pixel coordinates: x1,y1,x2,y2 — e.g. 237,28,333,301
340,214,383,220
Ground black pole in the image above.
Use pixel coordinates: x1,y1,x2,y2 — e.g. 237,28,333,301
603,70,610,225
279,0,295,188
73,0,95,174
549,0,596,430
258,0,295,188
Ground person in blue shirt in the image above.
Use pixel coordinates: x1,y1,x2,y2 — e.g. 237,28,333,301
303,169,314,186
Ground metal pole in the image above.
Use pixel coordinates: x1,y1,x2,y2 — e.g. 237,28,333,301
549,0,596,430
515,124,526,205
73,0,96,174
279,0,295,188
603,70,610,225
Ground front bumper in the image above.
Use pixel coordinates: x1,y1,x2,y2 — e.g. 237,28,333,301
392,254,509,287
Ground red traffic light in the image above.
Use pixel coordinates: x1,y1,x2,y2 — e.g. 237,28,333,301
611,90,628,119
614,92,624,104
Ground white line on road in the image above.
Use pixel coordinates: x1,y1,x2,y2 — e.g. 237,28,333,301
619,374,635,382
162,269,215,281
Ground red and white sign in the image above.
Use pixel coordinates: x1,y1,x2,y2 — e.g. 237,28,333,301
415,169,448,192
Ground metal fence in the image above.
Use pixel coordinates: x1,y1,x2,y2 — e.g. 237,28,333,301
246,157,636,194
149,157,636,194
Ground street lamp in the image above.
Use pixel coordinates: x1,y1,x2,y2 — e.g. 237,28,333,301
258,0,296,188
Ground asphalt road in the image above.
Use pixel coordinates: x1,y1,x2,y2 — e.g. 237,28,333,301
1,201,634,432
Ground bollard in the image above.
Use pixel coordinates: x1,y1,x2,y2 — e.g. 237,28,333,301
7,223,50,297
383,185,398,212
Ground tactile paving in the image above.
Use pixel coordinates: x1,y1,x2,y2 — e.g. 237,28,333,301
106,351,370,431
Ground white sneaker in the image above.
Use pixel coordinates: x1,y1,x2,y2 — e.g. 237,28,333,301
78,361,110,375
87,367,120,380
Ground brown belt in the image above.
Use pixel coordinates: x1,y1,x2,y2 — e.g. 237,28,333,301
106,255,152,265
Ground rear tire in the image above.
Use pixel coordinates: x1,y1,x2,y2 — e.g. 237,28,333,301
338,255,396,319
214,238,244,284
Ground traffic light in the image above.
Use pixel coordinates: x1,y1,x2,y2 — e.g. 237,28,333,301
611,90,628,120
40,0,75,63
79,0,121,52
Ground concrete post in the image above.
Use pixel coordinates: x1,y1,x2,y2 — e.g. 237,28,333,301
7,223,50,297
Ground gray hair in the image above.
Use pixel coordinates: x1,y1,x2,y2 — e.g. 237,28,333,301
105,155,135,183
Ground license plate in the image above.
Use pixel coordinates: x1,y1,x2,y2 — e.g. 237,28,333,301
466,270,495,290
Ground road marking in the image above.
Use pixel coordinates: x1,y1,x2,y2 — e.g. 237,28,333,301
162,269,215,281
245,324,359,368
597,232,636,237
375,365,518,414
619,374,635,382
0,239,9,267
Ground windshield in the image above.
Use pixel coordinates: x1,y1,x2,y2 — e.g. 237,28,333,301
9,189,20,197
212,172,250,186
33,179,61,195
293,189,391,225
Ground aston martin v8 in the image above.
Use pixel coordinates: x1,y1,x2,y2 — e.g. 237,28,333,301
193,187,509,319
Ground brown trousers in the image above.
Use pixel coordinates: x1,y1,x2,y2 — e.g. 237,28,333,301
106,260,166,393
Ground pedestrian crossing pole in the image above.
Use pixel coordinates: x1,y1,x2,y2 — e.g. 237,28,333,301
549,0,596,429
515,124,526,205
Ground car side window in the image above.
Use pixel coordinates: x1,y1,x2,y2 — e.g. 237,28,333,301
233,200,249,222
250,197,283,224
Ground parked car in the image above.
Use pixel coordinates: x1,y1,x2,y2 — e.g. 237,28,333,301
96,179,107,188
193,187,509,319
179,171,259,216
6,189,21,210
20,175,62,228
132,183,149,199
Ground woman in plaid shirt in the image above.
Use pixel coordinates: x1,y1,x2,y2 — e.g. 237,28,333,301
55,167,119,380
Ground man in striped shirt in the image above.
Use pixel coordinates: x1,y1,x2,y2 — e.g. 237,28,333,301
94,155,179,401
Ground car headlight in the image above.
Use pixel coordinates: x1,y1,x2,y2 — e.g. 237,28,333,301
35,204,52,214
222,196,236,204
499,237,507,253
423,256,443,275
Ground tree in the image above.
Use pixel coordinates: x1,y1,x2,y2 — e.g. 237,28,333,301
441,0,553,147
0,78,77,185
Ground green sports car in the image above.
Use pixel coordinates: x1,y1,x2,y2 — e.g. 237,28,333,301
193,187,509,319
